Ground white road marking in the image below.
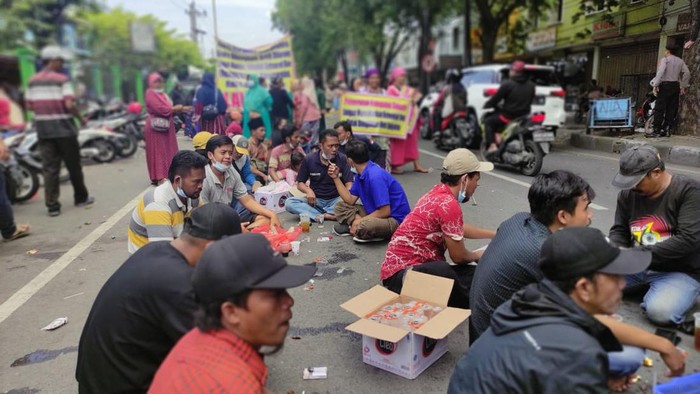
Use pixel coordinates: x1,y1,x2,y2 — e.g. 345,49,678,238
0,189,147,324
418,148,608,211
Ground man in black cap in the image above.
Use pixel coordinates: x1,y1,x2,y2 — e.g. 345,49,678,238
76,203,242,393
610,145,700,330
449,227,686,393
150,233,316,392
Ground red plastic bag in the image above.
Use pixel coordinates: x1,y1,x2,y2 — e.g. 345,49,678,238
251,225,302,252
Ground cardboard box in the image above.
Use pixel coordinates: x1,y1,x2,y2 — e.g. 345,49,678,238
253,182,291,213
340,271,470,379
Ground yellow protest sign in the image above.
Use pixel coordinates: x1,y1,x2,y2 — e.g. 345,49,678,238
339,93,416,140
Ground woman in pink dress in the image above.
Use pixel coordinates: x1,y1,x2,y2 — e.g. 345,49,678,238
387,67,428,174
144,73,184,185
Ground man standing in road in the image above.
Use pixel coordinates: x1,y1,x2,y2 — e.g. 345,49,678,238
77,203,242,393
331,140,410,243
201,134,282,230
149,233,316,392
610,145,700,330
127,150,207,254
285,129,353,222
381,148,495,308
449,227,686,393
26,46,93,217
648,45,690,138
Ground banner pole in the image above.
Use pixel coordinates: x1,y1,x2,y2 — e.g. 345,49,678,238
211,0,219,40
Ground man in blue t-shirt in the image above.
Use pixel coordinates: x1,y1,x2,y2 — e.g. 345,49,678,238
285,129,353,221
330,140,411,243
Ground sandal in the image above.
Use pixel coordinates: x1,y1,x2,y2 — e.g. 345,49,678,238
391,168,405,175
4,223,30,242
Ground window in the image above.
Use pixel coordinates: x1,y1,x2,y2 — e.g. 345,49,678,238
452,27,460,51
585,0,607,15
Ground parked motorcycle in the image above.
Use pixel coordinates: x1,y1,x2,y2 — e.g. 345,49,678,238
432,110,480,151
1,148,40,203
87,115,140,157
11,126,120,164
479,112,552,176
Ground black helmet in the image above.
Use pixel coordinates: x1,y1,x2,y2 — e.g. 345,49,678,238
445,69,460,83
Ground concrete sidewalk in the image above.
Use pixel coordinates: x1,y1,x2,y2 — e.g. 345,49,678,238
559,125,700,167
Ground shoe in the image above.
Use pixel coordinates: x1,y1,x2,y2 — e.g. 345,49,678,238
333,223,352,236
353,236,384,243
75,196,95,207
3,223,30,242
48,209,61,217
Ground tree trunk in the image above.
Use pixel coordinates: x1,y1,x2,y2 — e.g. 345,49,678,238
679,0,699,136
337,50,349,85
480,23,498,64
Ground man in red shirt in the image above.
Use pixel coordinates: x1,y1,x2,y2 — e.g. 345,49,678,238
381,148,495,308
149,233,316,393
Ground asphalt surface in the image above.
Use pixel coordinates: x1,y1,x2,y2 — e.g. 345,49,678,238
1,136,700,394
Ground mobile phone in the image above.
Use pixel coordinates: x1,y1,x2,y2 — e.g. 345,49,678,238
655,328,681,346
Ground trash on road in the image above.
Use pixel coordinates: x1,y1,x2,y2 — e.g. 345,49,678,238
63,292,84,300
303,280,315,291
42,317,68,331
84,221,91,225
303,367,328,380
643,356,653,367
313,271,324,277
337,267,347,274
26,249,38,255
317,236,333,242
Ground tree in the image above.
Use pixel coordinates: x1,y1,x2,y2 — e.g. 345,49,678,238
679,0,699,136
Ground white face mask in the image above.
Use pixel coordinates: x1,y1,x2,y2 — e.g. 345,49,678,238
340,139,348,146
212,160,231,172
321,151,331,161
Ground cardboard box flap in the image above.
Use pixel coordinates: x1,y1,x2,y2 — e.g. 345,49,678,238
400,270,453,307
415,307,471,339
340,285,398,317
345,319,409,343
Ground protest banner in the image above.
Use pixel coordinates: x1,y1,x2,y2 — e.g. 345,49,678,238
216,35,297,108
338,93,417,140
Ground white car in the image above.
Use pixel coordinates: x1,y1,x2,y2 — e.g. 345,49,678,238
460,64,566,133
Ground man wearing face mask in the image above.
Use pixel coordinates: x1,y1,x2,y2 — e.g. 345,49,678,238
269,125,305,182
127,151,207,254
285,129,353,222
330,140,410,243
334,120,379,159
381,148,495,308
200,135,282,230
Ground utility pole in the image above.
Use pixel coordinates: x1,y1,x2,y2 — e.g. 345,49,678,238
186,0,207,50
463,0,472,67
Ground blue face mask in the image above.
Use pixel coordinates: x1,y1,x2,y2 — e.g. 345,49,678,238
458,177,470,203
247,80,255,88
212,161,230,172
176,187,187,199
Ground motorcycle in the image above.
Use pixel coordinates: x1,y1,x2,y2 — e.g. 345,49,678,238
1,148,40,203
11,126,120,164
87,115,141,157
432,110,479,151
479,112,552,176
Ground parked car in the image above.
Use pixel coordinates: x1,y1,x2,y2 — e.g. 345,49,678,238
461,64,566,134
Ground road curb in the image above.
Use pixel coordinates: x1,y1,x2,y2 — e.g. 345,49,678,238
570,133,700,167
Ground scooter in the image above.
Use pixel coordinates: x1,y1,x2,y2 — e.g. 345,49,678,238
11,126,120,164
479,112,552,176
432,110,480,151
87,115,140,157
1,147,40,203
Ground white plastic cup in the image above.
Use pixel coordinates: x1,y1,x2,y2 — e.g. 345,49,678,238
291,241,301,255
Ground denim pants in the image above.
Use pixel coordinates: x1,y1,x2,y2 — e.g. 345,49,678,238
626,271,700,325
608,346,645,377
285,196,339,220
0,169,17,239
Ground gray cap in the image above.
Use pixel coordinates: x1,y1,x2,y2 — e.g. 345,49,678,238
40,46,73,61
612,145,663,189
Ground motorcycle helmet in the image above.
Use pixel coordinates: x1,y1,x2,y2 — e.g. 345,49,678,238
127,102,143,114
445,68,460,83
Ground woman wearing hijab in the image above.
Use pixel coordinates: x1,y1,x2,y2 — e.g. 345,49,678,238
242,74,273,139
293,77,322,147
387,67,429,174
194,72,227,135
144,73,184,185
358,68,390,170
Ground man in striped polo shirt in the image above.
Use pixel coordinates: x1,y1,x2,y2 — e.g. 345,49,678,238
26,46,93,217
128,151,208,254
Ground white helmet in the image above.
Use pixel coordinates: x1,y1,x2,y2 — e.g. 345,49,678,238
40,46,73,61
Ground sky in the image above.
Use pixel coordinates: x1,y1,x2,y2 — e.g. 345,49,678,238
103,0,283,58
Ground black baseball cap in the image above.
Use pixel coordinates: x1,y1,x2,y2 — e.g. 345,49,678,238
539,227,651,282
192,233,317,304
612,145,663,189
184,203,241,240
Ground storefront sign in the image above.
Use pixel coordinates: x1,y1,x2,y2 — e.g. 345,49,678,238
592,15,626,40
676,13,692,33
526,27,557,52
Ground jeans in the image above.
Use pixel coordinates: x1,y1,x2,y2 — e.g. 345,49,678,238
626,271,700,325
285,196,339,220
608,345,645,377
0,169,17,239
38,136,89,211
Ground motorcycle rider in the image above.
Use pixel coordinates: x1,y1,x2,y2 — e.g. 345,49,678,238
433,69,468,135
483,60,536,154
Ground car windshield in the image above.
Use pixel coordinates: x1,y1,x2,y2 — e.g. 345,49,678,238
461,70,497,85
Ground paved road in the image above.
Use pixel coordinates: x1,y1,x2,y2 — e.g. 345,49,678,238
1,137,699,393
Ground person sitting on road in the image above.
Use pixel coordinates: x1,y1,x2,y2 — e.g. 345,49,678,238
201,135,282,230
247,117,269,183
269,124,305,183
483,60,536,154
275,151,304,186
330,140,411,243
0,138,30,241
285,129,353,222
448,227,686,393
77,203,242,393
230,135,258,192
610,145,700,332
193,131,213,158
381,148,496,308
127,150,207,254
148,233,316,393
334,120,380,162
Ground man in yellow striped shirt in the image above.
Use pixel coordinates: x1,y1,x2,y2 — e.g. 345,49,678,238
128,151,208,254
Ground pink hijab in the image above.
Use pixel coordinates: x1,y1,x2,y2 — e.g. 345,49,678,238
146,72,172,108
148,73,163,89
389,67,406,85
